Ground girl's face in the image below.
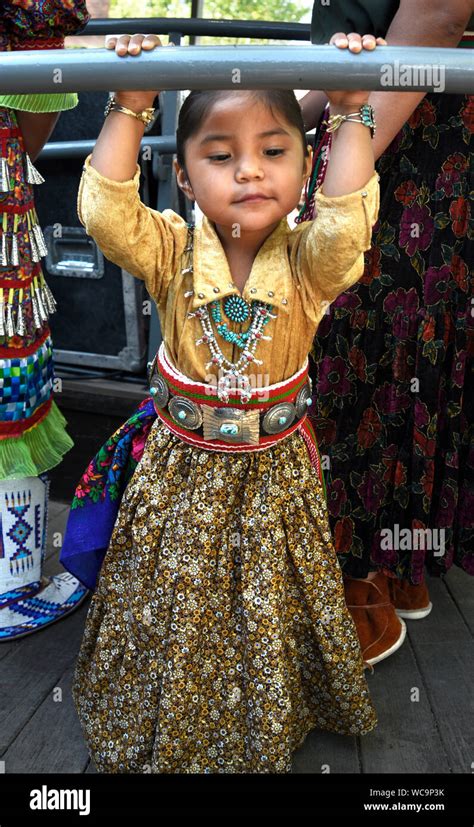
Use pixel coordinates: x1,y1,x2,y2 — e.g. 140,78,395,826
174,93,312,235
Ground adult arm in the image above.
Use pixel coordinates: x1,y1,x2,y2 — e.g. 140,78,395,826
15,112,60,163
0,1,90,161
299,90,328,133
299,0,473,160
369,0,473,160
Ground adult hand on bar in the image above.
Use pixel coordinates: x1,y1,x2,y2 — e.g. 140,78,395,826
105,33,174,110
324,32,387,110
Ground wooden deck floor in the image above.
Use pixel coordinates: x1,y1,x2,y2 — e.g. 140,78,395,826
0,500,472,775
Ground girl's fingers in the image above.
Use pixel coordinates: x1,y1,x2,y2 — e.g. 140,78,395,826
361,34,378,50
107,34,133,55
329,32,385,50
346,33,363,52
105,34,121,49
127,33,148,53
329,32,348,47
141,34,163,49
330,33,363,51
106,33,160,56
105,33,165,55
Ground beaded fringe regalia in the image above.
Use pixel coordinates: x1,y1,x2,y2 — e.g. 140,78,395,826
0,139,56,332
0,107,73,480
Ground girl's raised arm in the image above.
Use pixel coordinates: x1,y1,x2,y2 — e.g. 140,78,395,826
76,35,187,302
291,33,382,319
318,32,381,195
300,0,472,158
89,34,167,181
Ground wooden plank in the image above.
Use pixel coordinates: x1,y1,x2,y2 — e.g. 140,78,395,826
0,596,91,754
410,641,474,773
443,567,474,637
408,577,471,644
47,500,69,524
406,577,474,773
2,664,90,773
0,641,20,662
292,729,360,773
359,637,450,773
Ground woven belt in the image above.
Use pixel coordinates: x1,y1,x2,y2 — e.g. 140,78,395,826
148,342,314,453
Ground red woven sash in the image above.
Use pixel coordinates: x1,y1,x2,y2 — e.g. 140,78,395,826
154,343,324,488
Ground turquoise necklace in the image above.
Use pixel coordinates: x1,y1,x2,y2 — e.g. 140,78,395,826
211,295,272,349
221,294,251,323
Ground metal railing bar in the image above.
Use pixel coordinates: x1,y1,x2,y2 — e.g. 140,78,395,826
38,131,316,160
39,137,173,159
1,45,472,94
80,17,312,40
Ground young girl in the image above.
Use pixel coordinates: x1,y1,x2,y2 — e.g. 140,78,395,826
68,31,382,773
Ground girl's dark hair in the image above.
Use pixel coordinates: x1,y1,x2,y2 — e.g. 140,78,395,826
176,89,310,182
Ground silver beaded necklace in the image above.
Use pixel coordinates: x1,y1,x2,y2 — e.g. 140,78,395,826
182,224,278,403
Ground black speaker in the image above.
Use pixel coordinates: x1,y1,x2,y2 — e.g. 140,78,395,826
33,91,162,373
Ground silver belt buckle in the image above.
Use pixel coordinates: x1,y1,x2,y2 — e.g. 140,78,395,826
202,405,260,445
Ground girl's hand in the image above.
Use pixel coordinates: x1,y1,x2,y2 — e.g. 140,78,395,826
324,33,387,110
105,33,173,111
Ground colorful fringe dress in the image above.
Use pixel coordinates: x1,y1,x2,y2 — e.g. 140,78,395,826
302,32,474,584
62,155,381,774
0,1,89,477
0,1,90,632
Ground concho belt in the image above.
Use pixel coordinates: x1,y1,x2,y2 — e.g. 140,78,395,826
148,360,313,446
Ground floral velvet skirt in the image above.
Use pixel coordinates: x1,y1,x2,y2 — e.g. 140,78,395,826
308,92,473,583
70,418,377,773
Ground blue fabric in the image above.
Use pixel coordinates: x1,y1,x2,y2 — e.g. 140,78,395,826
60,398,156,592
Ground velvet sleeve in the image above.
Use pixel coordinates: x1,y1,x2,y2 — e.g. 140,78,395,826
76,155,189,305
289,171,380,324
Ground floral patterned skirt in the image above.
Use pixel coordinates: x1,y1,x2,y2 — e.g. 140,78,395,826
71,418,377,774
308,92,473,583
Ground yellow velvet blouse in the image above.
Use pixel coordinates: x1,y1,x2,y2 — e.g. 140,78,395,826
77,154,380,385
